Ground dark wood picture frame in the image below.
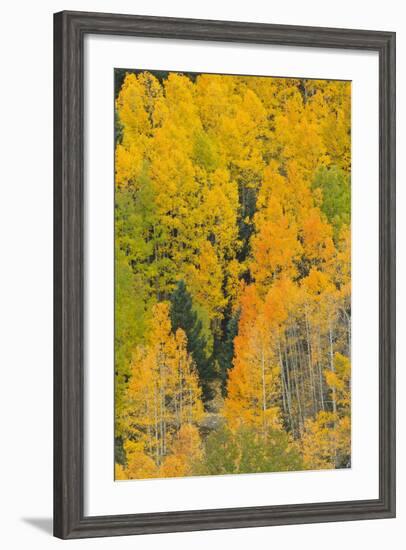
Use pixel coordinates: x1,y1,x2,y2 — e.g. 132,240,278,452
54,10,396,539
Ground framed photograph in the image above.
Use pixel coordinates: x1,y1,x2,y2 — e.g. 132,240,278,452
54,10,396,539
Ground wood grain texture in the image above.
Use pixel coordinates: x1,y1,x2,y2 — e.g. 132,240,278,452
53,10,396,539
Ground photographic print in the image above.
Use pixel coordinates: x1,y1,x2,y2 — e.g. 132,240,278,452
54,12,395,538
114,69,351,481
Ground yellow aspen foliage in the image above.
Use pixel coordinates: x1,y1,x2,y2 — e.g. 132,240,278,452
273,90,327,182
114,463,128,480
158,455,187,478
324,353,351,410
115,143,144,188
225,258,246,310
330,225,351,299
163,73,201,131
159,424,203,478
115,72,163,187
122,303,204,478
251,197,302,287
170,424,203,461
186,241,228,325
315,81,351,172
116,72,163,140
202,168,240,263
302,353,350,469
302,411,351,470
301,208,336,266
302,268,336,300
126,450,158,479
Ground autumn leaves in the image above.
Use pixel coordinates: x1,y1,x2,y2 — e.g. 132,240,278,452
116,303,204,479
114,70,351,479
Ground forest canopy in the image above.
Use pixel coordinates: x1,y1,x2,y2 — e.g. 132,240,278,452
114,69,351,479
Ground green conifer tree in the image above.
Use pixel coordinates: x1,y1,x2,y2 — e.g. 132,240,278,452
170,280,213,401
215,309,240,395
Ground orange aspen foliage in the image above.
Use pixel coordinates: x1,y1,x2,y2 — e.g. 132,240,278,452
224,285,282,432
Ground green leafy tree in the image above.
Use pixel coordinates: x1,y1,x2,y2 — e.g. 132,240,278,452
237,427,303,473
195,425,303,475
194,425,239,475
312,166,350,240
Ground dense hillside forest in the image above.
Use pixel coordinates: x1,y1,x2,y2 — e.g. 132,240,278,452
114,69,351,480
